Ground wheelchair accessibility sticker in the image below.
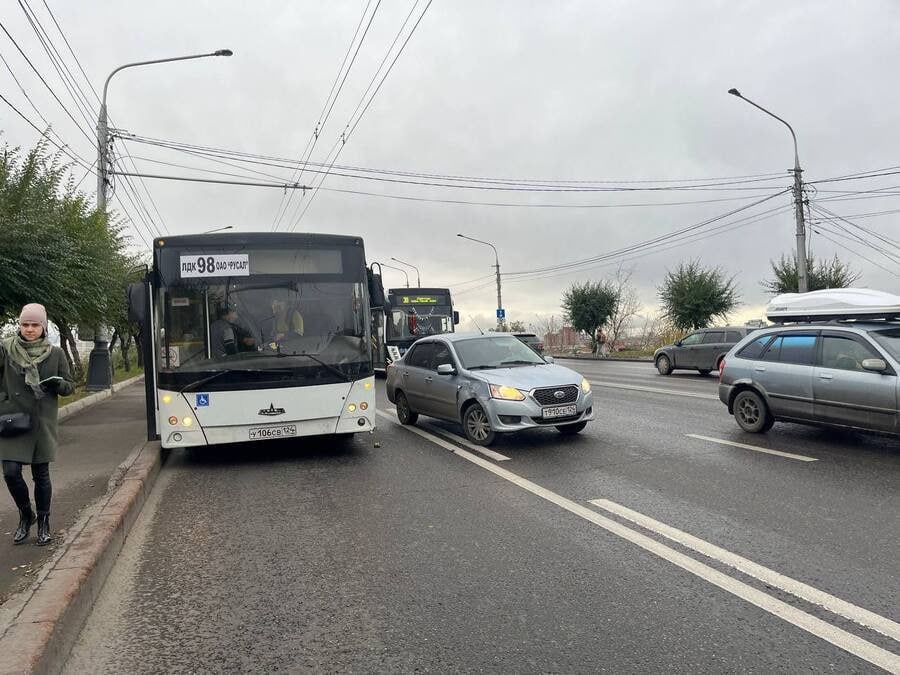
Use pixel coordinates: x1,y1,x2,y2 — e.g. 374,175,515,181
196,393,210,407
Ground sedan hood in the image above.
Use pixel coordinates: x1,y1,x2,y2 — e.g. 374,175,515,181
466,363,583,389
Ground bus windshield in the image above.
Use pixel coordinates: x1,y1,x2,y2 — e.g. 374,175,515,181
390,305,454,339
154,246,371,389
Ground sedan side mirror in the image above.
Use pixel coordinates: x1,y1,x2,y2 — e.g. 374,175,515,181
543,355,555,364
674,340,682,347
861,358,888,373
436,363,456,375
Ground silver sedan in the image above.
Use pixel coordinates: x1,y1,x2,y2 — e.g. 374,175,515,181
386,332,594,445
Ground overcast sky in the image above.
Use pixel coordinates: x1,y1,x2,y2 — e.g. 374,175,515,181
3,1,898,331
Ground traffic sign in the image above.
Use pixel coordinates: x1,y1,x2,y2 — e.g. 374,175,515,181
496,308,505,319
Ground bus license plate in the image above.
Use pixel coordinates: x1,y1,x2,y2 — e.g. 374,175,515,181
542,405,577,419
249,424,297,440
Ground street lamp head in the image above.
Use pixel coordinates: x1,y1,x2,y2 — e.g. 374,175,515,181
727,88,742,97
214,49,233,57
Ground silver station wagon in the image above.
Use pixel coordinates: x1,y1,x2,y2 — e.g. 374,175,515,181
386,332,593,445
719,321,900,435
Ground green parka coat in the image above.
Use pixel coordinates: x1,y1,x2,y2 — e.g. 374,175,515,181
0,342,75,464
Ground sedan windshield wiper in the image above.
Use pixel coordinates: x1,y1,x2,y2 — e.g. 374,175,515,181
500,360,541,366
467,365,500,371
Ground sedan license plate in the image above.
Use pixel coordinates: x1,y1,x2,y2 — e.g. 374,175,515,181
249,424,297,440
542,404,577,419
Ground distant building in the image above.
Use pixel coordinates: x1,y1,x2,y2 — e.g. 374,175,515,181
543,326,584,349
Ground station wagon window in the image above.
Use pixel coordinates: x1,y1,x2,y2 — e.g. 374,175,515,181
680,333,703,346
726,330,743,343
870,328,900,361
761,334,817,365
820,335,880,372
701,331,725,344
737,335,772,360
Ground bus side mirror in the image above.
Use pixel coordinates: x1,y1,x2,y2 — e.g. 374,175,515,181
127,282,147,324
453,311,460,325
368,271,385,308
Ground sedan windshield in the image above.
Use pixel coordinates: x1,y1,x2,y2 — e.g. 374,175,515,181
870,328,900,361
455,335,546,370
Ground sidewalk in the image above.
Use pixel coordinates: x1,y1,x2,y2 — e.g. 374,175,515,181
0,380,147,604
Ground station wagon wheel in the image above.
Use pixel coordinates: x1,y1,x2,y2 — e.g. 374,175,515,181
656,354,672,376
395,392,418,425
733,390,772,434
463,403,496,446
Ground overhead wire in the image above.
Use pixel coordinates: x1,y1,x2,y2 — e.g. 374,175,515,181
273,0,382,231
286,0,435,232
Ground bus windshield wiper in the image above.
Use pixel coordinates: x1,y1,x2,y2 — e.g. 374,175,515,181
179,368,299,393
292,352,351,382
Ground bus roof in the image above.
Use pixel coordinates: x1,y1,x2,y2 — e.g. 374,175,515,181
154,232,364,249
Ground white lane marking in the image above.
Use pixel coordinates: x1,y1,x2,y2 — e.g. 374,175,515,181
590,379,719,400
589,499,900,644
422,423,512,461
687,434,818,462
375,409,511,461
381,414,900,672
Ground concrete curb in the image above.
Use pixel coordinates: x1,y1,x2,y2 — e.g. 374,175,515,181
0,440,164,675
58,374,144,423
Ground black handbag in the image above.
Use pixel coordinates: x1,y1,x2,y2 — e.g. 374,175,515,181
0,412,31,438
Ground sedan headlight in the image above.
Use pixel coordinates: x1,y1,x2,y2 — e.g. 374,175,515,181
490,384,526,401
581,378,591,394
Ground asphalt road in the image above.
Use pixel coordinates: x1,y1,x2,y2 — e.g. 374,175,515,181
65,361,900,673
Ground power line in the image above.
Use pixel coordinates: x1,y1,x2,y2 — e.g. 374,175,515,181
0,91,94,170
273,0,382,231
810,225,900,277
0,19,95,146
286,0,435,232
811,202,900,250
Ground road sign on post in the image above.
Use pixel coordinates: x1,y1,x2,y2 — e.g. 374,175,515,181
496,308,505,320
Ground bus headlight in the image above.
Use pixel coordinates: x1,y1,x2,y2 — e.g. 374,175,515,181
162,394,173,404
182,417,193,427
347,404,357,413
490,384,525,401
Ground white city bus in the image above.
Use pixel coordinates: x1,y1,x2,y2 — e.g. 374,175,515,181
129,232,383,449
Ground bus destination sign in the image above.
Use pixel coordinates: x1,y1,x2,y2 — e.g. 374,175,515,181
400,295,441,305
180,254,250,278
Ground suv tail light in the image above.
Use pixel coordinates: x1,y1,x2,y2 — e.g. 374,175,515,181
718,359,726,382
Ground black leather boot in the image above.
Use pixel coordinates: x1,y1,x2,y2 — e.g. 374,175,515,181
13,506,35,545
35,514,51,546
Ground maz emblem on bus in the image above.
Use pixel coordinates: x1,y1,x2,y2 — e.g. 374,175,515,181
258,403,286,417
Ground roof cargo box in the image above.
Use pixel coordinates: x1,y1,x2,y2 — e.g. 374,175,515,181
766,288,900,323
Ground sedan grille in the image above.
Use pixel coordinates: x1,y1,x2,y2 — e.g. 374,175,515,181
533,385,578,406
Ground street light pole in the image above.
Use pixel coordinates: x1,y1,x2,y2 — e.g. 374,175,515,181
376,262,410,288
97,49,233,212
728,88,809,293
457,233,504,330
89,49,232,391
391,257,421,287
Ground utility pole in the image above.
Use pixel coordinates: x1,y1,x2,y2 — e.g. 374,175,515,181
457,234,504,330
728,88,808,293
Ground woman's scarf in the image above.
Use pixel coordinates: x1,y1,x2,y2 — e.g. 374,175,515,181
2,334,53,398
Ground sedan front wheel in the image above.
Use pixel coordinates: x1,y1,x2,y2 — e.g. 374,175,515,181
462,403,496,446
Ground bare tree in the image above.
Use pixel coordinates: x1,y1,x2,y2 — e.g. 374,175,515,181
530,314,560,344
606,266,642,352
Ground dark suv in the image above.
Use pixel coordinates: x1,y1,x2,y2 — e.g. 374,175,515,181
654,326,756,376
514,333,544,354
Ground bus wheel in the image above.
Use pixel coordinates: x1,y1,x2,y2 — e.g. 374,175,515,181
395,392,418,425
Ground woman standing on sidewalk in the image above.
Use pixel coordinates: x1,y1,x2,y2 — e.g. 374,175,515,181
0,304,74,546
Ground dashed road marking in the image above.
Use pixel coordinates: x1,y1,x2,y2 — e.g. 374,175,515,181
381,413,900,672
687,433,818,462
590,379,719,400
